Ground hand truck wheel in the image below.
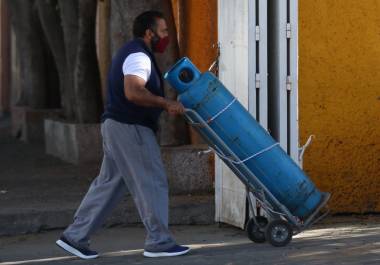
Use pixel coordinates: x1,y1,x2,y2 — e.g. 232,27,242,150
246,216,268,243
265,220,293,247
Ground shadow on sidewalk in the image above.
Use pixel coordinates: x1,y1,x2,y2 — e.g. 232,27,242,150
1,223,380,265
0,116,99,236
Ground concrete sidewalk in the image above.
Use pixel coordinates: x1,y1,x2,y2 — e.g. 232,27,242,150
1,219,380,265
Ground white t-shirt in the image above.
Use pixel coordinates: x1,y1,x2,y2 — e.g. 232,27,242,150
122,52,151,82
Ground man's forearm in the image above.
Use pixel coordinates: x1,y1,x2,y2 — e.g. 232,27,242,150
127,86,167,109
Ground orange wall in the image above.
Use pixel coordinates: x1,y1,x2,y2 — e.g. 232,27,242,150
172,0,217,71
172,0,217,143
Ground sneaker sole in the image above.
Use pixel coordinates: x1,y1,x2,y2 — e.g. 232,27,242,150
143,248,190,258
56,240,98,260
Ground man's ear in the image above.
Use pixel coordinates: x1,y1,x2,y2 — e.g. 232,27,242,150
145,28,154,39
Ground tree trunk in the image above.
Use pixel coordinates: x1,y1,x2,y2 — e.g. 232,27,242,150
36,0,76,120
8,0,48,108
156,0,189,146
74,0,102,123
109,0,132,56
110,0,189,145
37,0,102,122
58,0,78,72
57,0,78,118
96,0,111,105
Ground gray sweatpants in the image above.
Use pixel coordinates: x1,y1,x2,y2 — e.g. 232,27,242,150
63,119,176,252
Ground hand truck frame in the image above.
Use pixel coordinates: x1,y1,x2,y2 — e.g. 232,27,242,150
184,108,330,247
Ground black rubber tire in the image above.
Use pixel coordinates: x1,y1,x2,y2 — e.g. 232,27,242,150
265,220,293,247
246,216,269,243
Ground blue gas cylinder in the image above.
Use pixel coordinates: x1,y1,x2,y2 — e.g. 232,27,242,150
164,57,324,219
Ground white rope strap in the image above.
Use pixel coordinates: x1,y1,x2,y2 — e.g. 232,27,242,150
207,98,237,124
211,143,280,165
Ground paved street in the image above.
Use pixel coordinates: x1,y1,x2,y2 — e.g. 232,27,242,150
1,219,380,265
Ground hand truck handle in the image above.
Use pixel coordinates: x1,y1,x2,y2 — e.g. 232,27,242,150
184,108,205,128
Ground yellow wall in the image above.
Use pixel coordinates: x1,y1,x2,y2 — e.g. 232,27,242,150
299,0,380,213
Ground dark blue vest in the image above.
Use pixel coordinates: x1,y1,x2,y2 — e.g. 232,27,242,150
101,39,164,132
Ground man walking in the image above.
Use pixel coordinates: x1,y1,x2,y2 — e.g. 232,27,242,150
56,10,190,259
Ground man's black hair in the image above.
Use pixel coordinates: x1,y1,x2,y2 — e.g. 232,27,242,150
133,11,164,38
